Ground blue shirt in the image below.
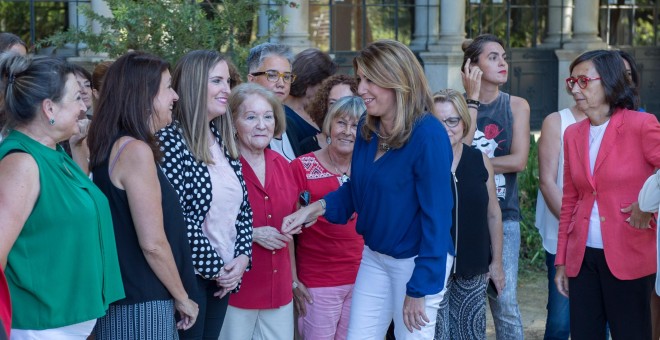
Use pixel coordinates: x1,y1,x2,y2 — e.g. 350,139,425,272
324,114,454,297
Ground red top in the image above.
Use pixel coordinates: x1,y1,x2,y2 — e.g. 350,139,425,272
290,153,363,288
0,268,11,337
229,150,296,309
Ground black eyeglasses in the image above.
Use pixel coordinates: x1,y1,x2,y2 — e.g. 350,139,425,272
441,117,462,128
298,191,311,207
250,70,297,84
565,76,601,90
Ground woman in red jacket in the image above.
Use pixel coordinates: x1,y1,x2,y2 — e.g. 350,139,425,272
555,49,660,339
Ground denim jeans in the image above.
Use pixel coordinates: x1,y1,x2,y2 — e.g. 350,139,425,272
544,251,570,340
488,220,524,339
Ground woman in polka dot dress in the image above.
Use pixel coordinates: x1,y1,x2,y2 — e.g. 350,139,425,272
156,50,254,339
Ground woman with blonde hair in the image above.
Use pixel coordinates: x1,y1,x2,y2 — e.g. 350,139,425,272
283,39,454,339
432,89,504,340
220,83,298,340
156,50,253,339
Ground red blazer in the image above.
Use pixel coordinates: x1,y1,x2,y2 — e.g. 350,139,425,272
556,108,660,280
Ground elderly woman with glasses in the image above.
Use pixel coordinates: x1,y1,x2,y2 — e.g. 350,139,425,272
554,49,660,339
432,89,504,340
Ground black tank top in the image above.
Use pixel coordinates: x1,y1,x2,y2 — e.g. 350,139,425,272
92,137,196,304
452,144,491,276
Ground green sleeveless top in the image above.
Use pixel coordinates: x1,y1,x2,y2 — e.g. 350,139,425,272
0,130,124,330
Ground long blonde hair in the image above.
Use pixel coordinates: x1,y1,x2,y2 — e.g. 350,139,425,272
172,50,239,162
353,40,434,149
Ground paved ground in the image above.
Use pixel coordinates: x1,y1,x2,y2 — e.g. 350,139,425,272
487,270,548,340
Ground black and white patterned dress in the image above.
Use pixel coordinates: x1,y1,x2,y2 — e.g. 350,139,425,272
157,121,253,284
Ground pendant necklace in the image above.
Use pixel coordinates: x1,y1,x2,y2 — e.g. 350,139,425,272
328,150,351,184
373,130,391,152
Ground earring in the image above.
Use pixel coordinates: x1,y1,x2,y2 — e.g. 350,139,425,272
49,118,55,126
326,136,331,145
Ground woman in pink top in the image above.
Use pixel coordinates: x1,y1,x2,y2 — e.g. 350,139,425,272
290,96,365,340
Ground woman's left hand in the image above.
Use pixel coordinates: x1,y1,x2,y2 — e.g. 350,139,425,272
622,202,654,229
403,295,428,332
215,255,249,296
488,261,506,295
293,281,313,317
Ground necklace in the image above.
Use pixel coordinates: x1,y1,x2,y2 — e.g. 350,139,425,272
373,130,391,152
327,149,350,184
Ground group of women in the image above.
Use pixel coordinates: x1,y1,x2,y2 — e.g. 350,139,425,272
0,38,367,339
0,28,657,340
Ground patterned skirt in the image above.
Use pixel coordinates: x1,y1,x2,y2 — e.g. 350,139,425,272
434,273,489,340
94,299,178,340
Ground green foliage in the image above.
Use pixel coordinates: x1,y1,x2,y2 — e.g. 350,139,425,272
519,135,543,272
41,0,289,74
0,1,68,48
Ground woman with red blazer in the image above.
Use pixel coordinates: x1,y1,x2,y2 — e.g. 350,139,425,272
555,49,660,339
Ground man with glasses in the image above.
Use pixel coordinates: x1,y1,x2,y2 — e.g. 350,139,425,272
246,43,301,161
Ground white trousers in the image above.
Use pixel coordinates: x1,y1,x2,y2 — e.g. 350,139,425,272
219,301,293,340
11,319,96,340
347,246,453,340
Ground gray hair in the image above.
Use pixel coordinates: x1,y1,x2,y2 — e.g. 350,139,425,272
322,96,365,136
247,43,294,73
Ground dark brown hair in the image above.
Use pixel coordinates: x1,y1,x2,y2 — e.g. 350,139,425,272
88,52,169,169
289,48,337,98
92,61,113,92
462,34,505,69
308,74,357,127
0,32,27,53
569,49,637,115
0,54,72,129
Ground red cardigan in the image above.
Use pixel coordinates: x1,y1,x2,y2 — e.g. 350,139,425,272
556,108,660,279
229,150,297,309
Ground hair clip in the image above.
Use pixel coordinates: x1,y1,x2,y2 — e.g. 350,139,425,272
7,74,15,84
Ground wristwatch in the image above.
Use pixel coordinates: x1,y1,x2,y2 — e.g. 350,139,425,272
293,281,299,289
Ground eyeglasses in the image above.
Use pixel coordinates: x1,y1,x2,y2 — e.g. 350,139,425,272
565,76,601,90
441,117,462,128
250,70,297,84
298,191,311,207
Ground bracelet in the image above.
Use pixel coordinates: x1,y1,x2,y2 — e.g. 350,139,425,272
318,199,326,210
467,104,479,110
465,99,480,108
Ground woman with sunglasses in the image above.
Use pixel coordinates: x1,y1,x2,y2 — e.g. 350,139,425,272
432,89,504,340
554,50,660,339
289,96,365,340
461,34,530,339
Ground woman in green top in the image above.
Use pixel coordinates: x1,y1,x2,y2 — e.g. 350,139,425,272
0,54,124,338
